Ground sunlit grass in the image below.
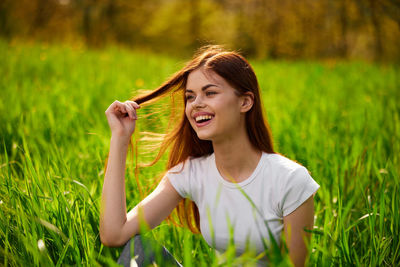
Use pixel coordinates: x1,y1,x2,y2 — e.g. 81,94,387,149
0,40,399,266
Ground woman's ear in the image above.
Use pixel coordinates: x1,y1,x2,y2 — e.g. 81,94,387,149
240,92,254,113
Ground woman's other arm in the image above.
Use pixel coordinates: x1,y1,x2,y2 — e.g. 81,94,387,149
283,195,315,267
100,100,183,247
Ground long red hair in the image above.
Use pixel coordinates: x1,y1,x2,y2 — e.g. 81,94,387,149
129,45,275,234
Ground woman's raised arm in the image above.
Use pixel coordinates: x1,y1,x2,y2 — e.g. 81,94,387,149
100,100,183,247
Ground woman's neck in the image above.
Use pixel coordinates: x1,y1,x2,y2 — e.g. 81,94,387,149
212,130,262,183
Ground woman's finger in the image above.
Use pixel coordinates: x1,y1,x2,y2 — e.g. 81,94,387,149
125,104,135,119
106,100,121,114
127,105,136,120
126,100,140,109
116,104,128,116
125,101,139,119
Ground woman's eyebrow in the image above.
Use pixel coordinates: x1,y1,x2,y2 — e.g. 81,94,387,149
185,84,218,93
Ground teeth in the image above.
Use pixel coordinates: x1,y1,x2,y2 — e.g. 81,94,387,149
195,115,213,122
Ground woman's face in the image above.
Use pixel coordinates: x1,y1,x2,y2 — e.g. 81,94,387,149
185,67,248,143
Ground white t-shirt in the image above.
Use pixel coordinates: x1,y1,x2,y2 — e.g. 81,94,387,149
167,152,320,256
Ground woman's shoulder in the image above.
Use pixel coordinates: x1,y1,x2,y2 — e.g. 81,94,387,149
264,152,308,173
264,152,318,197
168,153,214,173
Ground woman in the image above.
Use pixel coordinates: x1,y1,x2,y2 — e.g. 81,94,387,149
100,45,320,266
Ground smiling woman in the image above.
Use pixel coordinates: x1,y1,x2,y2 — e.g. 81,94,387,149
100,45,320,266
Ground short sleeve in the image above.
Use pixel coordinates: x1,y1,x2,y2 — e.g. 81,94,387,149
279,166,320,217
166,159,192,199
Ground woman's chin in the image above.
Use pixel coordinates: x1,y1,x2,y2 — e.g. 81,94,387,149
197,135,212,141
196,132,214,141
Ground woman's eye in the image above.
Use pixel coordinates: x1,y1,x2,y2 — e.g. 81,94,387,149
206,91,217,96
185,95,194,101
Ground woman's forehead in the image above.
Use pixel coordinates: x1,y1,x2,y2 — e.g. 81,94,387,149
186,68,226,89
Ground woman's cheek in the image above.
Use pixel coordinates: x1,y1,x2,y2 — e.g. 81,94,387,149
185,106,191,121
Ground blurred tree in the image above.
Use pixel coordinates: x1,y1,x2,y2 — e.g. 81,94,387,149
81,0,94,45
338,0,349,58
368,0,384,61
382,0,400,29
189,0,201,49
32,0,56,30
231,0,257,57
0,0,13,38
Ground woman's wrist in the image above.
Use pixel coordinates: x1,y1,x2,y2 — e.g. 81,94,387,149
110,134,131,147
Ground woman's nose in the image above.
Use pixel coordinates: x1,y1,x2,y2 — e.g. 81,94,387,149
192,95,206,108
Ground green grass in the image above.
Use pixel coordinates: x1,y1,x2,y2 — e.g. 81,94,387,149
0,40,399,266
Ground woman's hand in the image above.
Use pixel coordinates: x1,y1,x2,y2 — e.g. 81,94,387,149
105,100,140,139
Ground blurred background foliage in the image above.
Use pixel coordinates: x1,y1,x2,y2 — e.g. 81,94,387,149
1,0,399,61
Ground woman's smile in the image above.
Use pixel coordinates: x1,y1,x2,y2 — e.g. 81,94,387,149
193,112,215,127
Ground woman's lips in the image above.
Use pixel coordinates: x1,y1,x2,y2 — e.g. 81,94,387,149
195,116,214,127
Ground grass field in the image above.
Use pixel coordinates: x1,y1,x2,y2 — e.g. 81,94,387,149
0,40,399,266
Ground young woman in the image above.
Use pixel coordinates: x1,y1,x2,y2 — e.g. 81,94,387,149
100,46,320,266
